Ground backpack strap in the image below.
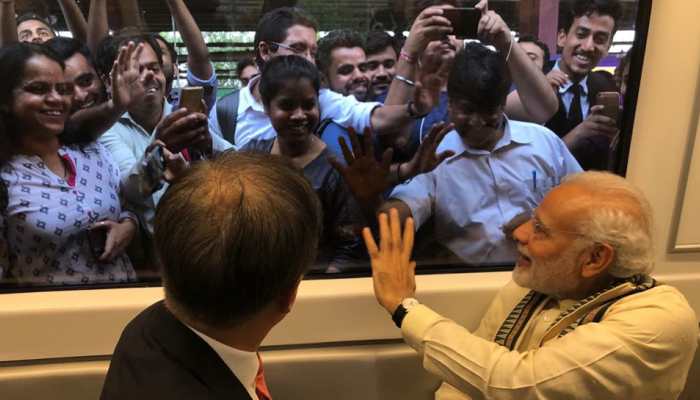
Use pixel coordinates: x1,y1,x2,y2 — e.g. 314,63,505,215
215,89,241,145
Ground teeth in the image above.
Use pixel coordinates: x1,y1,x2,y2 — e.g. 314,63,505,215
43,111,62,116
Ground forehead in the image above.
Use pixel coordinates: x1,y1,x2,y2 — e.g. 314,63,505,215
567,12,616,36
21,55,64,81
330,47,366,65
283,24,317,45
367,46,397,61
519,42,544,58
137,44,160,64
538,183,592,227
273,78,318,98
64,53,92,73
17,19,51,32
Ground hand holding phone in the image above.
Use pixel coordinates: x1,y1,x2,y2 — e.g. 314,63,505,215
178,86,205,114
443,8,480,39
87,223,109,262
596,91,621,121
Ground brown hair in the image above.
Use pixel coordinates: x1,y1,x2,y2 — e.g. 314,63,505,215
154,151,322,328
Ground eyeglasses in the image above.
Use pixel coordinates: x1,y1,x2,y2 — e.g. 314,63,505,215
20,81,75,96
502,210,590,241
271,42,317,59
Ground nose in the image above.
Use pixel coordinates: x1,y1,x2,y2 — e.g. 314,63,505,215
512,220,533,244
290,106,305,120
301,51,315,65
580,35,595,51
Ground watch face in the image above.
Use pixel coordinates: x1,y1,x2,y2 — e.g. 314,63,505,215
402,298,419,309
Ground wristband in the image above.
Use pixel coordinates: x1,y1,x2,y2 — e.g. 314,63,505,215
399,50,417,64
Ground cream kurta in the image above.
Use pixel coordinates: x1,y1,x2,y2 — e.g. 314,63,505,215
402,280,698,400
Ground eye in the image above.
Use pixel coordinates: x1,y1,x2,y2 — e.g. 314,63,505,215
23,82,51,95
366,61,379,71
277,99,296,111
358,63,369,73
301,99,317,111
337,65,355,76
383,60,395,69
75,74,95,88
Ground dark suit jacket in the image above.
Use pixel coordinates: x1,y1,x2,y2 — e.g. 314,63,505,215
100,301,252,400
545,70,618,171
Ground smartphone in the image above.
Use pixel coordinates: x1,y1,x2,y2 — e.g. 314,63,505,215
178,86,204,113
443,7,481,39
87,224,108,261
596,91,620,120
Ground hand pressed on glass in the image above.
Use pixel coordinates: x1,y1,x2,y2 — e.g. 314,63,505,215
363,208,416,314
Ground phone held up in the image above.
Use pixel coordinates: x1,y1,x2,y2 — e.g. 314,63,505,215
178,86,205,114
596,91,621,121
442,7,480,39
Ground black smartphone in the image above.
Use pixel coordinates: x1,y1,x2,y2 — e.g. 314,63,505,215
443,7,481,39
87,224,108,261
596,91,621,120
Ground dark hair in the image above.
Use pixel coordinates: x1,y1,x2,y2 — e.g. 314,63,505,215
447,43,511,111
155,151,322,328
560,0,623,34
259,55,320,107
253,7,318,68
15,13,56,37
149,33,177,63
0,43,66,160
316,30,365,78
94,34,163,79
44,37,93,64
364,30,400,58
413,0,458,21
236,57,257,77
518,35,551,71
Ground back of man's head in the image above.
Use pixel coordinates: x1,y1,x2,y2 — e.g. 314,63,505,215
253,7,318,68
154,152,323,329
447,43,511,112
561,0,623,34
316,30,365,78
563,171,654,278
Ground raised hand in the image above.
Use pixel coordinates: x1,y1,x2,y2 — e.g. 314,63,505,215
329,127,393,207
110,42,144,112
401,122,456,179
475,0,513,54
546,69,570,89
363,208,416,314
402,5,453,57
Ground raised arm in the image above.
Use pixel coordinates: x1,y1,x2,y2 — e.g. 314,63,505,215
56,0,88,43
86,0,108,55
476,0,558,123
164,0,212,80
0,0,18,46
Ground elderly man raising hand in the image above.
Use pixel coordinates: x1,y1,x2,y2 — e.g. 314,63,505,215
364,171,697,400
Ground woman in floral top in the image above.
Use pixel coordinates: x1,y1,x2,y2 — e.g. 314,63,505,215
0,43,136,286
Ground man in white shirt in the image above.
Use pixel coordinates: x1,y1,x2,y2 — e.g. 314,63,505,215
101,152,323,400
364,171,698,399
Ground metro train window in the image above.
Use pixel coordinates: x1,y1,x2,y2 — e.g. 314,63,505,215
0,0,651,292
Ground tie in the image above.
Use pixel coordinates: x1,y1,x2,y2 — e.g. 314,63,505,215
255,353,272,400
567,83,583,128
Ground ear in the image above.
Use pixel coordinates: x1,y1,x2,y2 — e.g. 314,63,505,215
556,29,567,49
276,279,302,315
580,242,615,278
258,41,273,63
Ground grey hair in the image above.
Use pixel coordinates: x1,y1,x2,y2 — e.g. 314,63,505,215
563,171,654,277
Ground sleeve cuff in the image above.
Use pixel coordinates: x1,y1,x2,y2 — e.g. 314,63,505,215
401,304,447,352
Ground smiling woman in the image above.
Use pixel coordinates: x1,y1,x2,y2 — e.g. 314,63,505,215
0,43,137,287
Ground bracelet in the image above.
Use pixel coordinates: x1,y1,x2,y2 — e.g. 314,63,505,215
505,38,514,62
399,50,417,64
394,74,415,87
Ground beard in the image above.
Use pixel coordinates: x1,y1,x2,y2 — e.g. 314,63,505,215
512,243,586,299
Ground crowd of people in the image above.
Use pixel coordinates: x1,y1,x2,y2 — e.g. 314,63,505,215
0,0,632,286
1,1,697,399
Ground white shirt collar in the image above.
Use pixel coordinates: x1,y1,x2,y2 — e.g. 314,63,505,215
553,61,589,96
240,76,265,113
187,326,260,400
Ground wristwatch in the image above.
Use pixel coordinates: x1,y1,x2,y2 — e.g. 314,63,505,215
392,297,420,328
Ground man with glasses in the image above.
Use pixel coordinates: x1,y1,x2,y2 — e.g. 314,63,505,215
364,171,697,399
317,30,371,101
335,43,581,265
210,7,442,150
